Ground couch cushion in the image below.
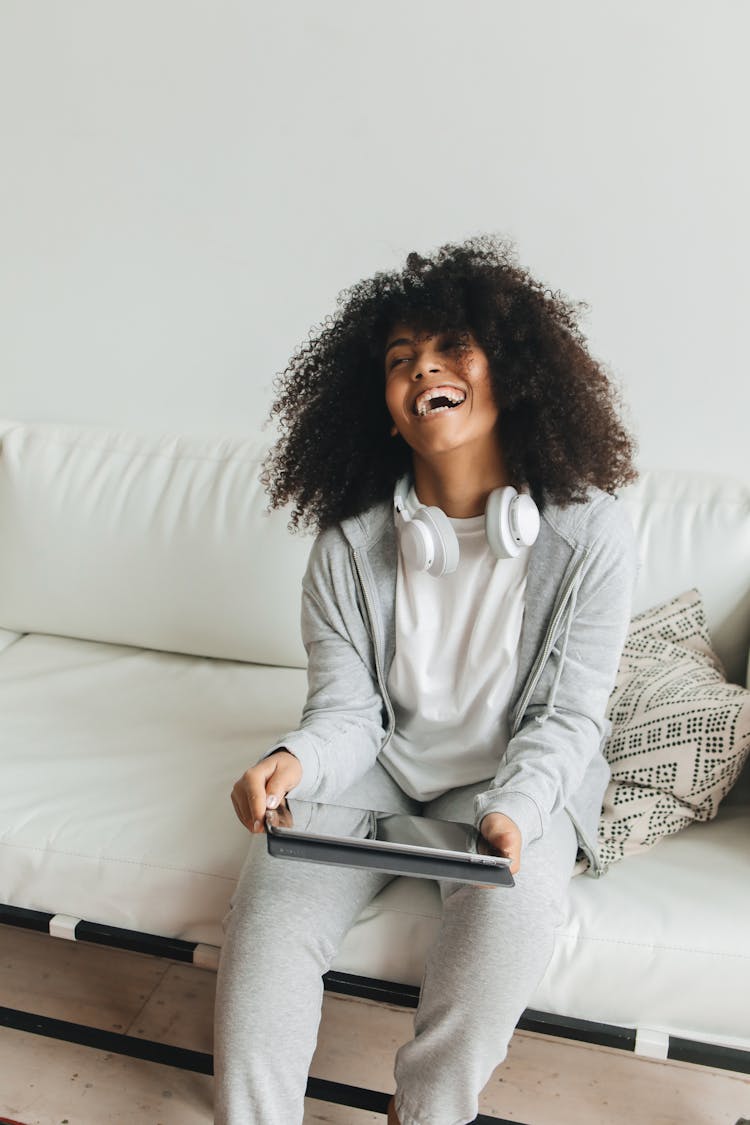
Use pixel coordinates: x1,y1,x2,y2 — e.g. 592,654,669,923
1,632,748,1052
336,805,750,1051
0,422,312,666
0,632,308,940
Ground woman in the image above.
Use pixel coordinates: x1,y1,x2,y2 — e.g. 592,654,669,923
214,235,638,1125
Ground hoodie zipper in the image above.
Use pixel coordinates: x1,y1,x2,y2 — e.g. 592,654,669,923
353,536,603,876
509,547,603,877
351,548,396,744
510,551,589,737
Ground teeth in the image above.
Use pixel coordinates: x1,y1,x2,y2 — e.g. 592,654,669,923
414,386,466,416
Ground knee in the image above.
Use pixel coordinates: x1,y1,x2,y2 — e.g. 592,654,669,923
441,881,562,949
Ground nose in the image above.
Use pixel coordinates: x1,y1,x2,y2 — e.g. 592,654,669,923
413,341,442,380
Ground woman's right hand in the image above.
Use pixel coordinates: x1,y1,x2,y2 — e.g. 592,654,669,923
231,749,303,834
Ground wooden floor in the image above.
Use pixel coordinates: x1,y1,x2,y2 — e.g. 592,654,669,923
0,924,748,1124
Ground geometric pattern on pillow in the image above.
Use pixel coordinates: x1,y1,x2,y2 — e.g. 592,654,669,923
595,588,750,872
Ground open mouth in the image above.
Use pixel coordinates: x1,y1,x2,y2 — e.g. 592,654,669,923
412,386,467,417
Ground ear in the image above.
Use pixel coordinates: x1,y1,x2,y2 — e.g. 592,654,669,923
390,424,399,437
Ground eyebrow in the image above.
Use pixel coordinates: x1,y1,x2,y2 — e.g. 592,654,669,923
384,337,414,356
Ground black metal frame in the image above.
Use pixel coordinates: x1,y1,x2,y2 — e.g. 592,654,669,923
2,902,749,1123
0,1003,515,1124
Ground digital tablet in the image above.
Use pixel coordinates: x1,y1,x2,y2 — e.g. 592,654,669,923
265,798,514,887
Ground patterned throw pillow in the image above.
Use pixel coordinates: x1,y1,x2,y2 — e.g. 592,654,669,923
595,588,750,873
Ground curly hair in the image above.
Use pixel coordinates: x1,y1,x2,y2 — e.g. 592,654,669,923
262,234,637,531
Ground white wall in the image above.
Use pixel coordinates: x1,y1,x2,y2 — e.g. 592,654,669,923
1,0,748,480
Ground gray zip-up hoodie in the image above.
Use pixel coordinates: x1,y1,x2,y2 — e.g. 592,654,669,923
266,486,638,876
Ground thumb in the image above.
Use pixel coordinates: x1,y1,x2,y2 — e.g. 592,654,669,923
265,755,300,809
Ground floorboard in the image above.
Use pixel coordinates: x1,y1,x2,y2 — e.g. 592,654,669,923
1,925,748,1124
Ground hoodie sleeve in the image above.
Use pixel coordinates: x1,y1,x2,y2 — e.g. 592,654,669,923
259,528,388,801
473,499,638,849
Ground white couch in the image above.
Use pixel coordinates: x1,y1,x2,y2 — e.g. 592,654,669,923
1,420,749,1089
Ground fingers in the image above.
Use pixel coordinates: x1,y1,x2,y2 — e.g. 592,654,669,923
479,813,523,875
484,832,521,874
264,767,290,811
246,762,275,831
501,838,521,876
230,776,254,831
231,750,302,835
231,771,266,833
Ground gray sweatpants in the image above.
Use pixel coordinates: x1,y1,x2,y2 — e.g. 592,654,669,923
213,761,578,1125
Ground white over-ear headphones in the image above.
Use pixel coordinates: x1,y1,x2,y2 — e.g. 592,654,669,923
393,475,540,577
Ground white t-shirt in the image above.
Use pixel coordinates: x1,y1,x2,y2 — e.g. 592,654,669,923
381,488,530,801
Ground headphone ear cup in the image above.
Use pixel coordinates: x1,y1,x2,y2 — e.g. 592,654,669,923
400,506,459,576
511,493,541,548
419,506,459,576
399,516,435,572
485,487,540,558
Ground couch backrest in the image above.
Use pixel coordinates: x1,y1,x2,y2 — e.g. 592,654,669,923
620,470,750,686
0,422,312,667
1,422,748,683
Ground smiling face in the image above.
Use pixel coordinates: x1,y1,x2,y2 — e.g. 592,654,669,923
384,324,502,463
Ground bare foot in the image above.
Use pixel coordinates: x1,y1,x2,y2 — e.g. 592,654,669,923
387,1094,402,1125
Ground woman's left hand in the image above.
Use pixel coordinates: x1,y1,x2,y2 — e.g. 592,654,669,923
479,813,522,875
